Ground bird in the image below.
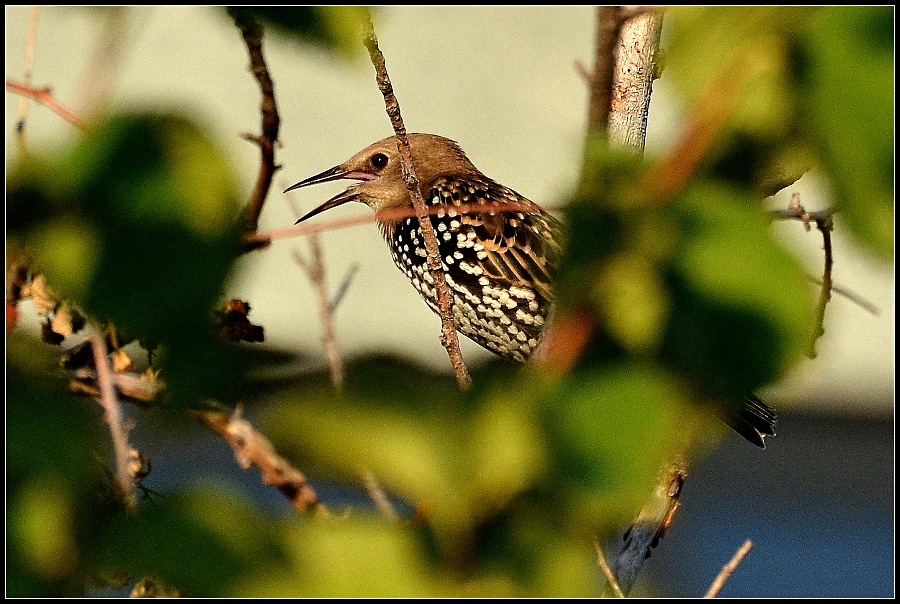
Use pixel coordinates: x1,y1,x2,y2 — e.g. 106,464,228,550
285,133,776,447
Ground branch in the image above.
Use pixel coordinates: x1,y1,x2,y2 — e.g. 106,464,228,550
704,539,753,598
362,12,471,390
585,7,622,138
361,468,398,521
229,9,282,249
89,327,137,511
607,7,663,153
252,199,539,244
196,406,327,516
773,193,836,358
14,6,40,153
606,459,687,596
6,79,86,130
292,236,346,389
594,540,625,598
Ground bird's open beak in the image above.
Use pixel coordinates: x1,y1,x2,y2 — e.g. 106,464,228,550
285,165,376,224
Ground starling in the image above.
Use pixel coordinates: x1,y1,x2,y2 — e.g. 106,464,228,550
285,133,775,447
286,133,562,363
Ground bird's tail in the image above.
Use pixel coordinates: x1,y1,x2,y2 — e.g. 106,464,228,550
718,393,777,448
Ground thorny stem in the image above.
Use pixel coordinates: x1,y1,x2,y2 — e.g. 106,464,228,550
362,11,472,390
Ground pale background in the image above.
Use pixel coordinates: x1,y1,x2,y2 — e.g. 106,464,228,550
5,6,894,598
5,6,893,411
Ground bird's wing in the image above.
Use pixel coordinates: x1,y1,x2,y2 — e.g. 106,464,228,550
428,175,564,302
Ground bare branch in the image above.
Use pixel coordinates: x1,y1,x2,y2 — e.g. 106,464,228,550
361,468,398,521
704,539,754,598
362,11,471,389
6,79,86,130
607,459,687,596
594,541,625,598
89,327,137,511
608,7,663,153
230,9,282,248
292,236,345,389
196,406,327,516
586,6,622,137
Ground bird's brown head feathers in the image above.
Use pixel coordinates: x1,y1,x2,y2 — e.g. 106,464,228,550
287,134,482,221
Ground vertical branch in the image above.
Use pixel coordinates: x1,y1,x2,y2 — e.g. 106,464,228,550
607,7,663,153
581,7,683,597
586,7,622,138
90,327,137,511
15,6,40,153
292,235,346,389
704,539,754,598
230,9,281,245
362,12,472,390
810,216,834,358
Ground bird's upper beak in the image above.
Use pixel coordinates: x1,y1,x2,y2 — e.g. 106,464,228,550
285,165,376,224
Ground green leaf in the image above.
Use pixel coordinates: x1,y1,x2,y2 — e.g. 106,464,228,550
662,181,813,397
97,489,285,597
798,6,894,259
227,7,369,60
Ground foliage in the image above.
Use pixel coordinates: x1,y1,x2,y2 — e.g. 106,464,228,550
5,6,892,597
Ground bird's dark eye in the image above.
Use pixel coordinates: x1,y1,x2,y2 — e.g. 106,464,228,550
370,153,389,170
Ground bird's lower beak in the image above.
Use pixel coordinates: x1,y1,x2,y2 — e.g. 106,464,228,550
285,165,376,224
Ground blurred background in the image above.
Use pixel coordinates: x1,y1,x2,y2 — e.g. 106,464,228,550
6,6,893,597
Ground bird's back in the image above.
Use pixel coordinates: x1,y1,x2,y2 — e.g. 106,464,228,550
379,173,563,362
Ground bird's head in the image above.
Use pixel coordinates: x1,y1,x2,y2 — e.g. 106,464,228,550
286,133,480,222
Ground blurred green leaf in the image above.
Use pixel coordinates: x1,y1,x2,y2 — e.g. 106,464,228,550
662,182,812,397
227,7,369,60
798,6,894,259
236,518,438,597
540,365,693,531
6,335,110,597
7,111,245,406
96,489,285,597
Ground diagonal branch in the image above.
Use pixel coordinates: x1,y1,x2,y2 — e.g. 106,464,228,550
6,79,86,130
362,12,472,390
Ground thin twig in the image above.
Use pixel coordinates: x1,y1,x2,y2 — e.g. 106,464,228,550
594,541,625,598
15,6,40,153
292,237,345,389
89,327,137,511
362,11,471,389
6,79,86,130
810,216,834,358
252,199,540,244
197,406,327,516
704,539,753,598
776,194,836,358
230,9,282,247
361,468,398,521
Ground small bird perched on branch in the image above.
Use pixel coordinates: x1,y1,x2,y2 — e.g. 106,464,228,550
285,133,776,447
